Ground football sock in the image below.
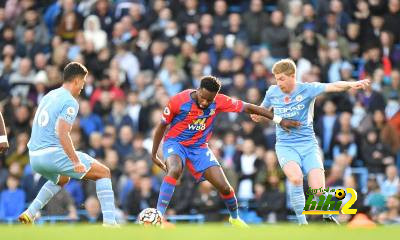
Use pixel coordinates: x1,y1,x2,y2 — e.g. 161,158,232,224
27,180,61,217
289,183,308,225
314,195,333,219
220,189,239,219
96,178,117,225
156,176,177,216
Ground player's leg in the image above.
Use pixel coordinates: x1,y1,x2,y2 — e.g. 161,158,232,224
199,147,247,227
204,166,239,218
20,176,69,223
156,155,183,215
157,141,185,216
277,145,308,225
20,152,69,223
303,146,338,224
83,159,117,225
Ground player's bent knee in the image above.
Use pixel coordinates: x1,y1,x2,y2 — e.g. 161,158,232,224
167,166,182,179
101,165,111,179
289,176,303,186
220,185,232,195
58,176,70,187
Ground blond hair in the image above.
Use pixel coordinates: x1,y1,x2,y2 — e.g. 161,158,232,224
272,58,297,76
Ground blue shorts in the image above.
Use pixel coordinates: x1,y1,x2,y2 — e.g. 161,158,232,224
29,147,95,184
275,142,324,175
162,140,220,182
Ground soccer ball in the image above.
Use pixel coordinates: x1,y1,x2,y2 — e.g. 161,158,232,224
335,189,346,200
137,208,162,226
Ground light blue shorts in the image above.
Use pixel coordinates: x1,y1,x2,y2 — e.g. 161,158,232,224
275,142,324,175
29,147,95,184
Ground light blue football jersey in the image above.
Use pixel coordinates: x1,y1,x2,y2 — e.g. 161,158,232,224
27,87,79,151
261,82,326,144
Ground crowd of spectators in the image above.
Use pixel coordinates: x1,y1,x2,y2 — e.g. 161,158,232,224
0,0,400,224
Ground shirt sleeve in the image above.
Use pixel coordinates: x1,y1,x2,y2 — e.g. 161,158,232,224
59,99,79,125
216,94,244,113
307,82,326,98
261,88,272,108
161,97,178,124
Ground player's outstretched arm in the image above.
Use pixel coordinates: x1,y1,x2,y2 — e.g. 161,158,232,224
325,79,370,92
58,119,86,173
151,122,168,172
243,103,300,131
0,111,9,153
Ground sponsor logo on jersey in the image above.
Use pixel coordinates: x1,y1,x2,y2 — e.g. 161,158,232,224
188,118,207,131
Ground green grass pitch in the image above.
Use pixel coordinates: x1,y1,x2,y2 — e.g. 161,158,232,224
1,224,399,240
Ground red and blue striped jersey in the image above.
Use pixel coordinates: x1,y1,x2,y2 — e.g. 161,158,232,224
162,89,244,148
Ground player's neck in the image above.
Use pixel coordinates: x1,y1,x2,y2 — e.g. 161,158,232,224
62,83,77,98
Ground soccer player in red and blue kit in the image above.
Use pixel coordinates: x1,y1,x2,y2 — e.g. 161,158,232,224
152,76,300,227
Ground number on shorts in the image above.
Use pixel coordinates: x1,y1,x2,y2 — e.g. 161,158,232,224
206,150,218,163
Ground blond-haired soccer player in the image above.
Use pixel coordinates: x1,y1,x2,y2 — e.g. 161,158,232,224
252,59,369,225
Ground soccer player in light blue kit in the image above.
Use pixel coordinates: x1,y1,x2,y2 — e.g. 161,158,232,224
252,59,370,225
19,62,117,226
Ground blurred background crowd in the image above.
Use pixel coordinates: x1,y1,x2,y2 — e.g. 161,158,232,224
0,0,400,225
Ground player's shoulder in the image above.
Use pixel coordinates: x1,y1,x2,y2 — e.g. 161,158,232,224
54,88,78,107
170,89,193,105
265,85,281,96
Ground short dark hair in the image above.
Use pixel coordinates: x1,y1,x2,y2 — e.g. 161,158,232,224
200,76,221,93
63,62,88,82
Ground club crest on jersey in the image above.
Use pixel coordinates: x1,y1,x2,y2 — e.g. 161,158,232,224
163,107,171,115
284,96,291,104
188,118,206,131
67,107,75,116
296,95,303,102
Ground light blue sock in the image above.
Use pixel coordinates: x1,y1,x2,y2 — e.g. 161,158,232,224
314,195,332,219
27,181,61,217
96,178,117,225
289,183,308,225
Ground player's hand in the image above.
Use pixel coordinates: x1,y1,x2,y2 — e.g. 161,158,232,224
73,162,86,173
250,114,262,122
0,142,9,154
351,79,370,90
152,154,167,172
279,119,301,132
